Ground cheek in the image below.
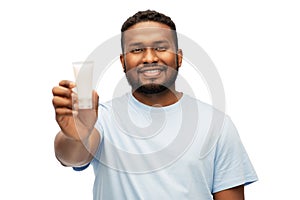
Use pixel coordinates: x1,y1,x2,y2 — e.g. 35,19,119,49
124,55,142,69
125,66,138,79
158,52,177,65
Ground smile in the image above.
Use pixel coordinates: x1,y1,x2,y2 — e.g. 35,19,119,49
141,69,163,77
138,66,167,77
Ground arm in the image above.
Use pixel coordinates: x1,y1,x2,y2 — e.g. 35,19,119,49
54,128,100,166
52,80,100,167
212,116,257,199
213,185,244,200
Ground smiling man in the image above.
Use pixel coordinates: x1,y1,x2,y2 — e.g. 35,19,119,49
121,20,183,106
52,10,258,200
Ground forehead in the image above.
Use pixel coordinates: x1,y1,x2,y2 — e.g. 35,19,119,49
123,21,174,45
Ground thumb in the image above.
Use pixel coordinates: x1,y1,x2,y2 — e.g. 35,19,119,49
92,90,99,113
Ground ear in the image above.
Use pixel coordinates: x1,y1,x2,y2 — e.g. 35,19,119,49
177,49,183,68
120,54,126,72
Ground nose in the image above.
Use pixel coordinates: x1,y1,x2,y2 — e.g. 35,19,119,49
142,48,159,63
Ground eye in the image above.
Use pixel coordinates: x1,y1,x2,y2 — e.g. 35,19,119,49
130,48,144,53
155,46,167,52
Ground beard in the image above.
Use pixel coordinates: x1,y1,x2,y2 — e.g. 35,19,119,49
136,84,169,94
125,65,179,94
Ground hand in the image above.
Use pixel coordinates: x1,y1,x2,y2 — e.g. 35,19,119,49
52,80,99,142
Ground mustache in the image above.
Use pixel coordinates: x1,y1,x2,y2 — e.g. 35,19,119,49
137,64,168,72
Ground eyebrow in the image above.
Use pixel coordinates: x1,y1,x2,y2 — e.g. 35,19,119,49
153,40,169,45
128,42,143,47
128,40,170,47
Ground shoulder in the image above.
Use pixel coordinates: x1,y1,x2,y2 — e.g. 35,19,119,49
182,94,228,137
182,94,224,116
98,93,131,112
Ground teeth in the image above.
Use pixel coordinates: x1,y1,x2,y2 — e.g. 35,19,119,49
142,69,161,76
146,70,160,73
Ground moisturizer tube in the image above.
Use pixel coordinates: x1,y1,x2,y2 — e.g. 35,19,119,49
73,61,94,109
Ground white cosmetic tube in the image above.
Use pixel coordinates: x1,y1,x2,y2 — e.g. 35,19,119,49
73,61,94,109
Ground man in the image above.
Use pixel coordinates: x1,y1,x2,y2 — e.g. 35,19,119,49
52,10,257,199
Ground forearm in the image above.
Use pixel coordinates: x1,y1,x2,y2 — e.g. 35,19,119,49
213,185,244,200
54,128,100,167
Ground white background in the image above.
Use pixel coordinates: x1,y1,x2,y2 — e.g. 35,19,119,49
1,0,299,199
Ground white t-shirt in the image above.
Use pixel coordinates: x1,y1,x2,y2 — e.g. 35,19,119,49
76,93,258,200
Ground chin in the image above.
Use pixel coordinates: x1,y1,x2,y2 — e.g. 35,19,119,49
136,84,168,94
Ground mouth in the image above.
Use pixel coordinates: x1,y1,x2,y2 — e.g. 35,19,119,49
137,66,167,77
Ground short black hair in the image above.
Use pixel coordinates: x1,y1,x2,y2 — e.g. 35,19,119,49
121,10,176,32
121,10,178,53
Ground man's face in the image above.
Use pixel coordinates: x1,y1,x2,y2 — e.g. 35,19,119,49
120,21,182,94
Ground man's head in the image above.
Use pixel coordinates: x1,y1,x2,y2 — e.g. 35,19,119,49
121,10,178,53
120,10,182,95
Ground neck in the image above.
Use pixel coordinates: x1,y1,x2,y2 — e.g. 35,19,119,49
132,87,182,107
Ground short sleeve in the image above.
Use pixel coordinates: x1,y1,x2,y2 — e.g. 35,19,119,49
212,116,258,193
73,163,90,171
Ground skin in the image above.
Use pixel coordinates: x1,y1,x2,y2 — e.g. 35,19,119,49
52,21,244,199
52,80,100,166
213,185,244,200
120,21,183,106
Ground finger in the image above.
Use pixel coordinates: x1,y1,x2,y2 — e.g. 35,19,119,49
52,96,73,109
59,80,76,89
92,90,99,110
52,86,73,98
71,92,78,102
71,93,79,110
55,107,74,116
72,100,79,111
